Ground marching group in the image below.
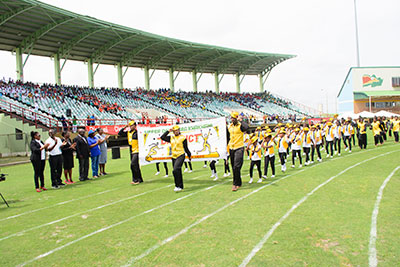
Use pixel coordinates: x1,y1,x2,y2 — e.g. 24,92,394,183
29,112,399,193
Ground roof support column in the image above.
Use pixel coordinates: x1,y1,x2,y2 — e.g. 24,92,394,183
144,66,150,90
169,67,175,92
192,70,198,93
15,47,24,81
87,58,94,88
214,72,220,94
53,53,61,85
117,62,123,89
259,73,264,92
235,73,241,93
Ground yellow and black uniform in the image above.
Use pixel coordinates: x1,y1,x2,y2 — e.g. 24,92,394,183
393,119,400,142
118,127,143,183
161,130,191,189
227,120,249,187
372,121,383,145
263,138,276,177
357,121,367,149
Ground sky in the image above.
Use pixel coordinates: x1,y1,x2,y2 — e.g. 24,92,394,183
0,0,399,113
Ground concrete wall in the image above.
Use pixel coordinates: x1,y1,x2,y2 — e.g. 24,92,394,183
0,113,47,157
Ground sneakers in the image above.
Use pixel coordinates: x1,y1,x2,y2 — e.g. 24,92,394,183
311,161,314,164
210,173,215,178
262,175,267,179
203,164,207,168
52,185,59,189
271,175,275,178
281,165,286,172
291,165,295,168
349,150,352,153
36,188,42,193
299,164,302,168
318,158,322,162
338,153,341,156
305,162,309,166
326,154,330,158
257,178,263,183
184,168,188,173
188,170,193,173
174,187,183,192
163,174,168,178
249,178,253,184
40,186,47,191
155,171,160,176
58,183,66,187
223,173,229,177
213,176,219,181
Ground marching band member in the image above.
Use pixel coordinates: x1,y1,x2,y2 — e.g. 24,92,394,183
291,128,303,168
244,131,250,159
372,117,383,146
155,162,169,178
261,131,278,178
343,120,353,153
210,160,218,181
228,112,249,191
357,118,368,149
311,125,322,162
325,122,335,157
247,136,263,184
393,116,400,143
276,128,289,172
161,125,192,192
302,127,314,165
333,121,342,156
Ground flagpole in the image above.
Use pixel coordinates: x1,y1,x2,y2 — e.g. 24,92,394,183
354,0,361,67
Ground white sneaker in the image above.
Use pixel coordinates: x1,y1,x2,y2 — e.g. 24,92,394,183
291,165,295,168
163,174,168,178
311,161,314,164
330,155,333,158
282,165,286,172
227,172,231,176
211,173,215,178
338,153,341,156
188,170,193,173
155,171,160,176
184,168,188,173
326,154,330,158
271,175,275,178
349,150,352,153
305,162,309,166
223,173,227,177
249,178,253,184
203,164,207,168
318,158,322,162
257,178,263,183
299,164,302,168
335,151,337,155
345,147,348,151
174,187,182,192
262,175,267,179
213,176,219,181
247,156,250,160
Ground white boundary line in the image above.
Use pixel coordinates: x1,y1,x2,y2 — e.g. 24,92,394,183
239,150,398,267
120,145,386,265
17,180,229,267
0,173,209,242
121,169,306,266
368,166,400,267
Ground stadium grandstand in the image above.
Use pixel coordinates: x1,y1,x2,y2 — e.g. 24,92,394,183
0,0,317,139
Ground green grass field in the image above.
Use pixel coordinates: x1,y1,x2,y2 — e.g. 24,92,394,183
1,131,399,266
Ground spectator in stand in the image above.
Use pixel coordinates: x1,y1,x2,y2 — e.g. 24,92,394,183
90,114,96,126
61,131,76,184
96,128,109,176
72,116,77,133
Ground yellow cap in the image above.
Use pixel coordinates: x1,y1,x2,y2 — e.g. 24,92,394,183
231,112,239,118
256,126,261,130
267,129,272,133
251,136,258,143
321,119,326,122
334,113,339,118
277,123,282,127
311,125,316,129
303,127,309,131
295,128,300,131
302,116,306,120
172,125,180,131
128,120,136,126
264,126,270,130
329,118,334,121
327,122,333,126
280,130,286,134
265,133,272,138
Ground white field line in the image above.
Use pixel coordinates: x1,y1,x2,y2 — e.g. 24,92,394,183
368,166,400,267
121,144,388,265
239,150,398,267
17,180,229,267
121,169,306,267
0,173,210,242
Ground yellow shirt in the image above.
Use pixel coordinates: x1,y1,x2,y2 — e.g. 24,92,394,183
358,122,367,134
228,123,245,150
372,122,381,136
393,120,400,132
276,136,289,150
171,134,186,159
264,140,275,156
249,143,262,160
127,131,139,154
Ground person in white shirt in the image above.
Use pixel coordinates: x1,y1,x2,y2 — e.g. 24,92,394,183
45,129,66,189
246,136,263,184
343,119,353,153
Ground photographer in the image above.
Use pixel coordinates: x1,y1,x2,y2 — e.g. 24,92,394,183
30,131,49,192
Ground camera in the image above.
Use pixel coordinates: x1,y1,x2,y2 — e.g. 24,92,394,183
0,173,7,182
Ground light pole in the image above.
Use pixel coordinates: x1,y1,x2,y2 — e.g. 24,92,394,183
353,0,361,67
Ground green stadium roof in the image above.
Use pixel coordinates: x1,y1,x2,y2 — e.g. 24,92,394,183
0,0,295,75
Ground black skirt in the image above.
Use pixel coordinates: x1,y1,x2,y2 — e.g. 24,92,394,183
63,153,74,170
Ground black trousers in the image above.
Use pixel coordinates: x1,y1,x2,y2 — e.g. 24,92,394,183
184,161,192,170
382,131,387,141
394,131,399,142
326,141,334,156
49,155,63,186
78,157,89,180
250,160,262,178
334,138,341,154
264,155,275,176
351,134,355,146
311,144,321,161
156,162,168,175
292,149,302,165
131,153,143,183
230,147,244,186
172,154,185,188
360,134,367,149
343,135,352,151
278,152,286,165
303,147,310,162
31,159,45,189
224,157,230,173
210,160,217,173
